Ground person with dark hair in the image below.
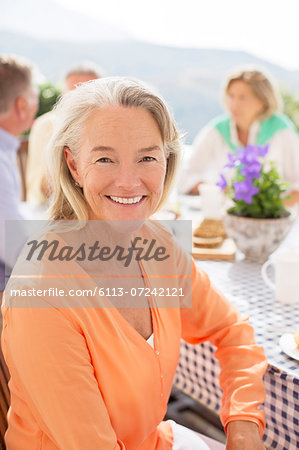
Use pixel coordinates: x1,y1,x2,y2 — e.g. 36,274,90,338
0,54,39,291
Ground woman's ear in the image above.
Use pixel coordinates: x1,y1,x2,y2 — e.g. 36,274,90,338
64,146,81,187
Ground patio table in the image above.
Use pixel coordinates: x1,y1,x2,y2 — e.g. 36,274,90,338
174,212,299,450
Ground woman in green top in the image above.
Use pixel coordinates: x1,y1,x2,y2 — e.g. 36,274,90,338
181,68,299,205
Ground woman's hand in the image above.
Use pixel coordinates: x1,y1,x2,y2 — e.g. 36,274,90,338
226,421,265,449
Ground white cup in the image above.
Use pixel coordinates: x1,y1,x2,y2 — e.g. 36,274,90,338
261,252,299,304
199,183,223,218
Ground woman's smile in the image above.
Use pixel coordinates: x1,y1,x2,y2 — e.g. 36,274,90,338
106,195,145,205
65,105,167,221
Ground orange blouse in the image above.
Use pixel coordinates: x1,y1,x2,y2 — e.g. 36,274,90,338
1,222,267,449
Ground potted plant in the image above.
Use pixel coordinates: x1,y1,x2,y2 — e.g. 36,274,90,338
217,144,296,262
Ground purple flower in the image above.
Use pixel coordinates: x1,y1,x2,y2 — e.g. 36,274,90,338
233,179,259,204
236,145,259,165
240,160,262,179
225,152,237,168
258,144,269,157
219,144,270,206
216,173,227,190
235,147,246,162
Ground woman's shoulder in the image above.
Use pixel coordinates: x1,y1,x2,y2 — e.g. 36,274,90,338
263,113,295,130
143,219,192,264
141,219,175,244
258,113,297,145
3,228,85,308
193,114,230,146
209,114,231,129
197,114,230,133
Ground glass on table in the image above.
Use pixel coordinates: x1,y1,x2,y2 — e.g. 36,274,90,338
198,183,224,219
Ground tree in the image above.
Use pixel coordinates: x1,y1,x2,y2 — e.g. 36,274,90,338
281,89,299,132
36,82,62,118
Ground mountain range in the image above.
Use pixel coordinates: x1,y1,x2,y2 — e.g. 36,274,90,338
1,0,299,142
1,0,131,42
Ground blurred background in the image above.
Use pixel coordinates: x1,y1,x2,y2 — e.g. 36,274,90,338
1,0,299,143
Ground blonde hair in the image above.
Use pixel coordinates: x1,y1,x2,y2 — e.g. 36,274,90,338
47,77,182,220
224,67,282,119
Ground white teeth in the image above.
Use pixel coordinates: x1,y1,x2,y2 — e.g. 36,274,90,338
109,195,143,204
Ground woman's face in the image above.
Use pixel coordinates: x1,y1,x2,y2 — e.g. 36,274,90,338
226,80,265,129
65,106,167,221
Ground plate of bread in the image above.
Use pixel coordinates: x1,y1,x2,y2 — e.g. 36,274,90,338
192,218,236,261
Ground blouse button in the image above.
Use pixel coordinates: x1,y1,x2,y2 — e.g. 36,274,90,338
156,350,160,356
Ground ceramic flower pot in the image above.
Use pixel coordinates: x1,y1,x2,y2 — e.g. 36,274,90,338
223,209,296,263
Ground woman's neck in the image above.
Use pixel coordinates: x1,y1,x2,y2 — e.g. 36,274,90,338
236,119,255,146
237,127,249,146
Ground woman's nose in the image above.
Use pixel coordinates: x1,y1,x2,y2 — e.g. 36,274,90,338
228,97,236,109
114,163,142,190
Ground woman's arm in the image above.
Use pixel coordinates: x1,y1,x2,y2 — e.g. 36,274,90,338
226,421,265,449
179,261,267,439
2,301,125,449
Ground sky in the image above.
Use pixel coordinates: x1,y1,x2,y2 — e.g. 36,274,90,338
56,0,299,70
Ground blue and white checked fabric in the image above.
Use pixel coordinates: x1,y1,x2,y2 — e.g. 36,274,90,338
174,255,299,450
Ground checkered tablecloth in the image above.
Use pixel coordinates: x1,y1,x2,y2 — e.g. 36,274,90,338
174,222,299,450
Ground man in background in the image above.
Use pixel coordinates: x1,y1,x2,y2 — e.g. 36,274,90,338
26,61,103,205
0,54,39,292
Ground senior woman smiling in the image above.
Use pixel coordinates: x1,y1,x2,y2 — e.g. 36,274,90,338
2,78,267,449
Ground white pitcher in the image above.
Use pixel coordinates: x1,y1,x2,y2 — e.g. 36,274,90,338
261,252,299,304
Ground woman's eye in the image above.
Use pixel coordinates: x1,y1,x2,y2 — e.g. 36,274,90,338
141,156,155,162
96,157,112,163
